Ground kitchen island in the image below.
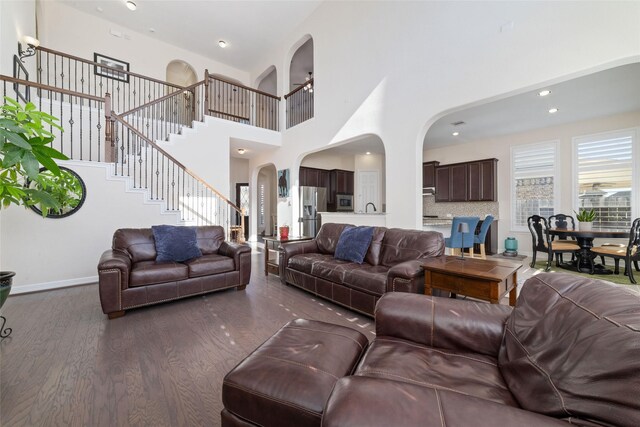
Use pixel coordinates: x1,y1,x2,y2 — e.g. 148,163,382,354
319,212,386,227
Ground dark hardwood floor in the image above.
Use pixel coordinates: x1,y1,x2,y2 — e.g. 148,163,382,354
0,249,375,427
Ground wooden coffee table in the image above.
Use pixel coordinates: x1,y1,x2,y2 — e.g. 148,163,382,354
423,256,522,306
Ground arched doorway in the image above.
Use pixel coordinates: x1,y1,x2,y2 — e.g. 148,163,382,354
286,36,314,128
165,60,198,87
256,164,278,239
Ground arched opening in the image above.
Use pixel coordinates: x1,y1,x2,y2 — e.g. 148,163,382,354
421,61,640,256
165,60,198,87
254,66,278,130
299,135,386,232
255,164,278,240
286,36,313,128
256,66,277,96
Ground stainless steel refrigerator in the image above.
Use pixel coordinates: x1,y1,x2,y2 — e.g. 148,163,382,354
300,186,327,237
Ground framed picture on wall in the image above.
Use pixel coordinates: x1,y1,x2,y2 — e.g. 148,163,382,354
278,169,290,198
93,53,130,83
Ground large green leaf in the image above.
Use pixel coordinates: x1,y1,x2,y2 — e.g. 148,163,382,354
33,144,68,160
0,128,31,149
21,152,40,180
33,151,61,175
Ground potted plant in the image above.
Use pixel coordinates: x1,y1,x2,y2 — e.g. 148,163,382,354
0,96,70,310
574,208,597,231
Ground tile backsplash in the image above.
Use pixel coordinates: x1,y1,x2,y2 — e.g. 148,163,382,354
423,195,499,219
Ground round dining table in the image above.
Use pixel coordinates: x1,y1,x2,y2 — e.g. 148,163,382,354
547,227,630,274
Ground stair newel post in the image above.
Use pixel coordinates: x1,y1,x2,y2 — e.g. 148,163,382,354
204,69,210,117
104,92,116,163
240,207,246,243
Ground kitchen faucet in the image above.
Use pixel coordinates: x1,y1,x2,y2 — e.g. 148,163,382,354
365,202,377,213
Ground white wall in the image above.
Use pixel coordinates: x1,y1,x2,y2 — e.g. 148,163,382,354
37,1,249,85
423,110,640,254
247,1,640,230
0,0,36,76
0,161,180,291
300,152,354,170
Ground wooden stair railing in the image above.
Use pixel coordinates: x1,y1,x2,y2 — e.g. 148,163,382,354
284,78,314,129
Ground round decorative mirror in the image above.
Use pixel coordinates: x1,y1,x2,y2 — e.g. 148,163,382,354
28,166,87,218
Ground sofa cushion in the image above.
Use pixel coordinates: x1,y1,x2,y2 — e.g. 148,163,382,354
316,223,352,255
184,253,235,278
195,226,225,255
364,227,387,266
310,259,364,285
343,265,390,296
499,273,640,426
129,261,189,287
152,225,203,262
379,228,445,267
113,228,157,263
335,226,375,264
288,253,334,275
356,337,518,407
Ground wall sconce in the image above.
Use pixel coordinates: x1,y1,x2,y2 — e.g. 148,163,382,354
18,36,40,62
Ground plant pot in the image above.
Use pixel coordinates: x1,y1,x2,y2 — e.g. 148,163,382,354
0,271,15,310
579,222,593,231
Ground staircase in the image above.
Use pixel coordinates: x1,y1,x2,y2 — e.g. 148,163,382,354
1,46,285,238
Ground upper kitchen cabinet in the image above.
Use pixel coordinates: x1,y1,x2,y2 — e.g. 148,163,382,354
434,158,497,202
422,161,439,189
467,159,497,201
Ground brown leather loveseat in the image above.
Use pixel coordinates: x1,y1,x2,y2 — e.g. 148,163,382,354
98,226,251,318
280,223,445,315
222,273,640,426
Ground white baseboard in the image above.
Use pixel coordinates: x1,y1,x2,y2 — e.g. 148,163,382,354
11,276,98,295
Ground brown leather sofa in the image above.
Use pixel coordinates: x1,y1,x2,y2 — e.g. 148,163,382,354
280,223,445,315
98,226,251,318
222,273,640,426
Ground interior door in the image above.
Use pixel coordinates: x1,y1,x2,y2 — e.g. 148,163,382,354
357,171,379,212
235,183,249,240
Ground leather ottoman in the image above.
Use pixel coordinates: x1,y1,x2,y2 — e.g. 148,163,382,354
222,319,369,427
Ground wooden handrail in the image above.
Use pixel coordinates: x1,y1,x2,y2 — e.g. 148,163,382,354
0,75,104,102
209,109,250,122
36,46,185,90
209,76,281,100
120,80,205,117
284,78,314,99
111,112,242,214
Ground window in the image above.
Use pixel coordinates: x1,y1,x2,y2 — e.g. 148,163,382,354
573,130,637,229
511,141,559,231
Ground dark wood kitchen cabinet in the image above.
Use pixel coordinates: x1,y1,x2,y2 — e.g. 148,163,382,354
330,169,354,195
434,158,498,202
299,166,326,188
422,161,439,189
467,159,497,202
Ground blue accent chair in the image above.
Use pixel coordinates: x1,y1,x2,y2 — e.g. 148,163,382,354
445,217,480,256
473,215,494,259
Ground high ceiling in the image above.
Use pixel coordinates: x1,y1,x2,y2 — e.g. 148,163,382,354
425,62,640,147
61,0,322,71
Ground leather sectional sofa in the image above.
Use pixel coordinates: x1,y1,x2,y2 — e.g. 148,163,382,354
98,226,251,318
279,223,445,315
222,273,640,426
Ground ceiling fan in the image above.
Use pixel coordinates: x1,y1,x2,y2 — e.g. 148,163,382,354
293,72,314,92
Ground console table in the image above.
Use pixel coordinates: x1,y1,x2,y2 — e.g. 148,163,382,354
423,256,521,306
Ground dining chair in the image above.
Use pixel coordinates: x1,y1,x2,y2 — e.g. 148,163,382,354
445,217,480,257
590,218,640,284
527,215,580,271
473,215,494,259
548,213,581,266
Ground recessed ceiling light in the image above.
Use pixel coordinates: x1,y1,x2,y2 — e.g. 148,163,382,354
452,132,460,136
366,152,371,155
149,28,156,33
126,1,137,11
538,89,551,97
548,108,558,114
218,40,227,48
237,148,246,155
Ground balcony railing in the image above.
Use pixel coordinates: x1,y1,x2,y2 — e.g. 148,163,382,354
284,78,314,129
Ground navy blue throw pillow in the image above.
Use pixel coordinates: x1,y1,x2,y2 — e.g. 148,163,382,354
152,225,202,262
334,226,375,264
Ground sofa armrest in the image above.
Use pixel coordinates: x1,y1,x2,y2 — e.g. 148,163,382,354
98,250,131,314
322,377,568,427
219,242,252,285
279,240,319,279
386,258,427,293
375,292,511,358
